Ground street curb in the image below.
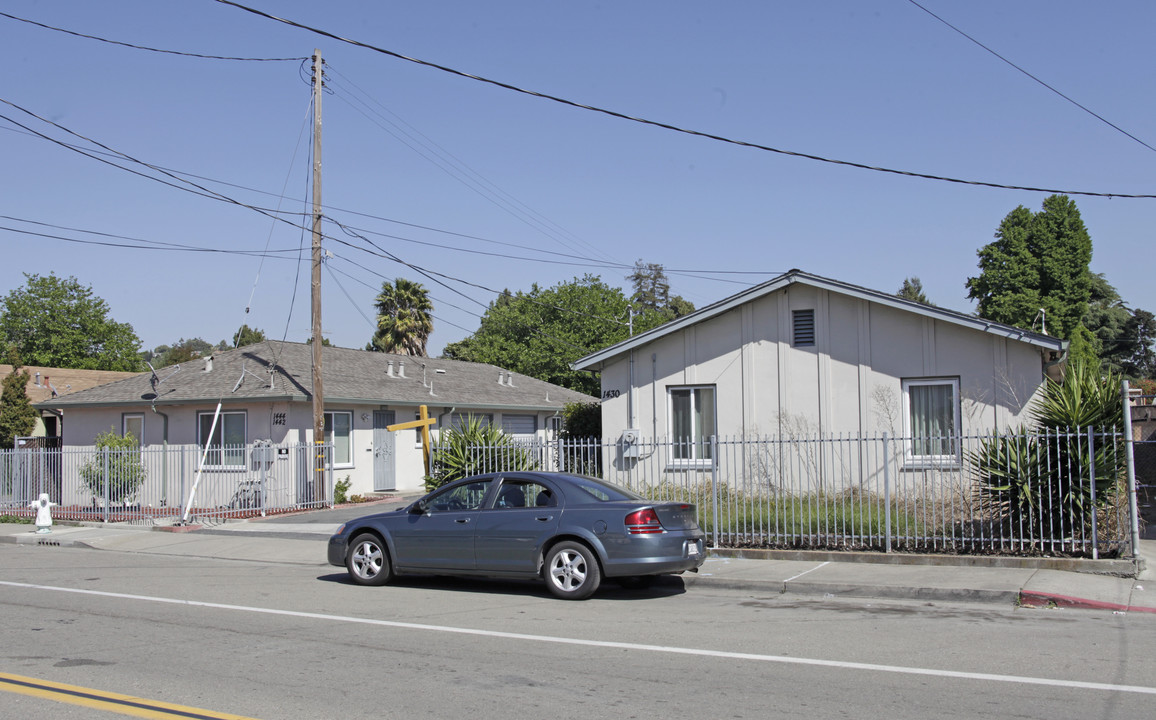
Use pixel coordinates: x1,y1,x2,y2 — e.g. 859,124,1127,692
710,547,1141,578
1018,591,1156,614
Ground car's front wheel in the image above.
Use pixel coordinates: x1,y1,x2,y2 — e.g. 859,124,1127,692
346,533,393,586
544,541,601,600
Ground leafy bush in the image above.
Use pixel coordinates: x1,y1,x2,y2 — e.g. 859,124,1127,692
429,416,537,490
79,429,146,505
334,476,352,504
969,360,1125,540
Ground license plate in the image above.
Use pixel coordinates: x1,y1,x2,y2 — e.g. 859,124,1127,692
687,541,699,556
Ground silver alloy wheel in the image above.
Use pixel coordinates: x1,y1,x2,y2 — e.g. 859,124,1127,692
548,547,587,593
351,537,384,580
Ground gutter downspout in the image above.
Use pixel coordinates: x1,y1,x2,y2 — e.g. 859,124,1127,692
152,407,170,507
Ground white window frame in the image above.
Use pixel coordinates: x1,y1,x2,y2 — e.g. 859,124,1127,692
901,378,961,466
122,413,144,446
667,385,716,467
198,411,247,469
324,410,354,468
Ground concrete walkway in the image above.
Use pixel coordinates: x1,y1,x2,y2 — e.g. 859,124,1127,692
2,519,1152,614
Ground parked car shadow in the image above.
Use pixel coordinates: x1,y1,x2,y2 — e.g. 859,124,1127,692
316,572,688,600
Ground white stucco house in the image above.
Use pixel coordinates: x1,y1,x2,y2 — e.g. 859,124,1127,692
572,270,1067,469
38,341,594,495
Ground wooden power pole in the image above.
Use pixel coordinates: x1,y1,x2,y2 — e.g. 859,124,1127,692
310,48,326,501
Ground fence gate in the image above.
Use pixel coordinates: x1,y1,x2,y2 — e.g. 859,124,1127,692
1131,403,1156,539
373,411,396,492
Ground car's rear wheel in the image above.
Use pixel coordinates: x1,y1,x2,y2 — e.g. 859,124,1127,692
544,541,600,600
346,533,393,586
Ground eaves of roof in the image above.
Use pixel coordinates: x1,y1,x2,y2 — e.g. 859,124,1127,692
572,269,1067,371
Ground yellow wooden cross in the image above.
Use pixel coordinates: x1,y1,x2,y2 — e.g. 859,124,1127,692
386,405,437,476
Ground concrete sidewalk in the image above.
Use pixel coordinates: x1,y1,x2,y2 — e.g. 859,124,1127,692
2,521,1152,614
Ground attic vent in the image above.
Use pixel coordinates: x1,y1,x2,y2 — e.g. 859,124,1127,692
792,309,815,347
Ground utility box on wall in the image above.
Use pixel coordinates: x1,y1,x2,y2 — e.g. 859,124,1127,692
620,429,641,458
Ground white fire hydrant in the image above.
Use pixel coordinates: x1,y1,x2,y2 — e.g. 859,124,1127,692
30,493,57,534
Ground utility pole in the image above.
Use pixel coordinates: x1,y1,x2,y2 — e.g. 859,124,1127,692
310,48,326,502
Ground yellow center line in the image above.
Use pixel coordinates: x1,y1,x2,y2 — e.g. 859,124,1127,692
0,672,262,720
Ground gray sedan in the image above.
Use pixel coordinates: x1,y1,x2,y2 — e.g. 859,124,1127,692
327,471,707,600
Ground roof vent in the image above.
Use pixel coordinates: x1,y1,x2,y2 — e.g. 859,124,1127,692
506,373,515,388
397,361,406,378
498,371,505,386
204,355,214,373
386,360,394,378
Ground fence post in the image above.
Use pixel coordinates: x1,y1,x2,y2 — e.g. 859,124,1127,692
883,432,892,553
101,446,110,524
1121,380,1141,560
1088,427,1098,560
711,434,720,549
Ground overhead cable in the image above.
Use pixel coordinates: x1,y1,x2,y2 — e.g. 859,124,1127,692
213,0,1156,199
1,11,306,61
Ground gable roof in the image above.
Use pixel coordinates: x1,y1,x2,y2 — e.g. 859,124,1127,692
37,341,593,411
0,365,137,404
573,269,1067,371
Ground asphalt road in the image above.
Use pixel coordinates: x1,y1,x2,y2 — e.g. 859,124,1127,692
3,544,1155,720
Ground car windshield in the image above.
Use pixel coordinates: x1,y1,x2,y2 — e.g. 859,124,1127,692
563,474,644,502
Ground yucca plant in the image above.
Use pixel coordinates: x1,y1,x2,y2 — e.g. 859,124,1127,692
968,359,1125,541
428,416,537,490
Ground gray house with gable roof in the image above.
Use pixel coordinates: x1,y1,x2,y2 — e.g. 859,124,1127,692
573,270,1067,470
38,341,594,495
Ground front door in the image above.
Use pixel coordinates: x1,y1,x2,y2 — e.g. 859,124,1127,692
372,411,396,492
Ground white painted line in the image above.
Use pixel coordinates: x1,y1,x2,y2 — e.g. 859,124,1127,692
784,561,830,583
3,580,1154,696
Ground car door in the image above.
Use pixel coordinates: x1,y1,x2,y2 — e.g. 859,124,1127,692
474,477,560,573
390,478,493,571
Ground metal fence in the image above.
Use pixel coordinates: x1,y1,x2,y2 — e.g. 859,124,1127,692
0,441,333,525
430,428,1137,559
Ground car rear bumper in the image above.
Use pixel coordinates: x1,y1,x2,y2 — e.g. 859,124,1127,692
602,535,707,577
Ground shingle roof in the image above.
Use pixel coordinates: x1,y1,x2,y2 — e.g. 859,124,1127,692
1,365,137,404
36,341,594,410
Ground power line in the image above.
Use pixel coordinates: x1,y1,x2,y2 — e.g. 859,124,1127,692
0,11,306,62
905,0,1156,155
212,0,1156,200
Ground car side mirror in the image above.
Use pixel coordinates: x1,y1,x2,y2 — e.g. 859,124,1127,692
410,500,428,515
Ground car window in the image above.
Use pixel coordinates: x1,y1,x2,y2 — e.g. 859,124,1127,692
563,475,642,502
428,480,492,511
493,481,555,509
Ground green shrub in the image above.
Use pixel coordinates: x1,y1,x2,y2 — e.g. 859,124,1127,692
79,429,146,505
334,476,352,504
429,416,537,490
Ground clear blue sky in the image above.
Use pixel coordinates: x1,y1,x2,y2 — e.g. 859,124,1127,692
4,1,1153,358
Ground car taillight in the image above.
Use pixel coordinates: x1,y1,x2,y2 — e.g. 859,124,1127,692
625,508,664,534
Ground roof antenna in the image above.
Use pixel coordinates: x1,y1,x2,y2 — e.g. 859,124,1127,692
232,362,265,393
147,361,181,393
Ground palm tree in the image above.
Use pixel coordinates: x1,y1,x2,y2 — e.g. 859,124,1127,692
367,278,433,356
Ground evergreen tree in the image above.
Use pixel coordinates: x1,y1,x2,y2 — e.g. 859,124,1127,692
0,350,38,448
233,324,266,348
966,195,1093,340
897,277,932,305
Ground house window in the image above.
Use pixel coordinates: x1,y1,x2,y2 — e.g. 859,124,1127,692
502,414,536,440
793,309,815,347
449,413,493,430
122,414,144,445
198,411,247,468
669,386,716,463
324,411,353,466
903,379,960,462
